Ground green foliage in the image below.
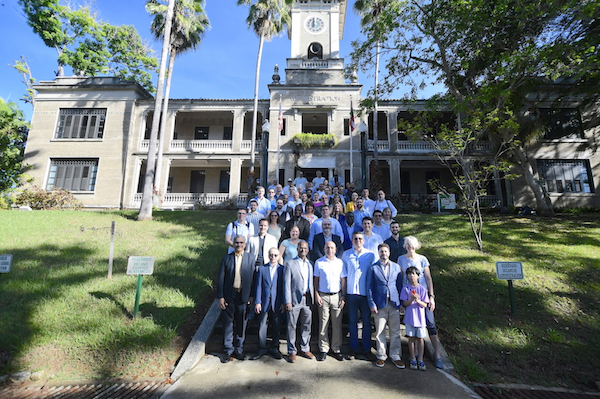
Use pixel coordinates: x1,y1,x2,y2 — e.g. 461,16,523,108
15,186,82,210
237,0,293,40
18,0,158,92
292,132,337,149
0,210,227,380
146,0,210,55
8,56,37,106
0,99,29,195
349,0,599,215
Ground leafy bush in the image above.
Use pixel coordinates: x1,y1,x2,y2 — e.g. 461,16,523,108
15,186,82,210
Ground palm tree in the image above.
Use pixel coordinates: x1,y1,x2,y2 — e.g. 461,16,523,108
138,0,175,221
237,0,293,193
353,0,386,164
146,0,210,202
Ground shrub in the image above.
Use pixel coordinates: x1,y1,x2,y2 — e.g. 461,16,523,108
15,186,82,210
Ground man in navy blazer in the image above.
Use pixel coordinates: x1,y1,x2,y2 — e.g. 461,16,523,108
252,247,284,360
283,240,315,362
366,243,405,368
310,219,344,262
217,235,256,362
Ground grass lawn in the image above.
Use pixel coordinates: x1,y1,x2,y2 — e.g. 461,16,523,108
0,210,599,390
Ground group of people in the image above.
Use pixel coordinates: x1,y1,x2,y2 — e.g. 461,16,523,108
217,175,445,370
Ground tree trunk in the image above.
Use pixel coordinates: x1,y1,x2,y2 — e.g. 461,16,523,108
248,33,265,194
153,47,177,205
513,146,554,216
138,0,175,221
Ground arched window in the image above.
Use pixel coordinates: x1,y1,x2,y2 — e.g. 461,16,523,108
308,42,323,59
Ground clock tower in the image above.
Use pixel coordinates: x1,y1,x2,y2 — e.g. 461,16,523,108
285,0,348,85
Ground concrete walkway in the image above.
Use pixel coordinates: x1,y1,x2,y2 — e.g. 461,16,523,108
162,351,479,399
161,300,481,399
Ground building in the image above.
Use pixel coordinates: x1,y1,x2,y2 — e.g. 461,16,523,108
23,0,600,210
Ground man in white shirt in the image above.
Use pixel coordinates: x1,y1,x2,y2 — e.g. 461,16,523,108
372,190,398,217
361,188,376,214
371,210,391,241
361,217,384,258
225,209,255,253
313,241,346,361
293,171,308,191
312,170,326,188
282,179,295,196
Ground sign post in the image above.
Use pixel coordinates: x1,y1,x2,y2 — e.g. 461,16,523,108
495,261,524,315
127,256,154,318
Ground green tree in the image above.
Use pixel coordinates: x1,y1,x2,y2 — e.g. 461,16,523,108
237,0,293,192
9,56,37,106
19,0,158,92
0,99,29,197
146,0,210,202
349,0,598,217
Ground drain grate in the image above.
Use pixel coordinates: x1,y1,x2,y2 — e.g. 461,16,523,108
0,380,169,399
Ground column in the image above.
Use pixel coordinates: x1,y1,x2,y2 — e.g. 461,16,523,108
232,109,243,152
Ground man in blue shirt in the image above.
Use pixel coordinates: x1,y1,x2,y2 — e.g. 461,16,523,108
341,231,376,360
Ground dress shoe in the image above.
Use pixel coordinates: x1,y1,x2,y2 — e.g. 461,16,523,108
222,355,233,363
232,352,246,361
251,351,266,360
329,351,344,361
346,349,356,360
269,349,283,359
376,359,385,368
288,352,297,363
300,350,315,359
393,359,406,369
316,352,327,361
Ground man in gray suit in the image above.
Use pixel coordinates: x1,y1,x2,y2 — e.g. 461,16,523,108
283,240,314,362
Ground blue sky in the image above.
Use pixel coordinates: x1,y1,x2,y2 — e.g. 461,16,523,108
1,0,441,122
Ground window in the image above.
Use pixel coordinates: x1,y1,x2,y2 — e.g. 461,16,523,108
344,118,350,136
190,170,206,193
223,126,233,140
55,109,106,139
47,159,98,191
280,119,287,136
539,108,584,140
537,160,593,193
194,127,209,140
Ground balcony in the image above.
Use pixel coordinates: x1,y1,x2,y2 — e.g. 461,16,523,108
367,140,391,152
396,140,493,154
170,140,232,152
140,140,262,153
132,193,248,209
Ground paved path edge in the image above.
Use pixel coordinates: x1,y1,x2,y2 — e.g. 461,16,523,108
170,299,220,381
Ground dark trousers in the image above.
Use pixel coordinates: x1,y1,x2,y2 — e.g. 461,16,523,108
222,291,248,356
257,306,282,352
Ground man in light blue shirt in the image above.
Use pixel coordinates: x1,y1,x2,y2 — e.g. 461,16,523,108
341,231,376,360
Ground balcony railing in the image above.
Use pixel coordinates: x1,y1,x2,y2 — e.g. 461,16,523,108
397,140,493,154
132,193,248,209
240,140,262,151
141,140,261,153
367,140,391,152
170,140,232,152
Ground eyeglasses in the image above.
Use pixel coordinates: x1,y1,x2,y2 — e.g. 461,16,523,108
268,253,278,257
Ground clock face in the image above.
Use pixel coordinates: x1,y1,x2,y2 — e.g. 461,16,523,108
305,15,325,34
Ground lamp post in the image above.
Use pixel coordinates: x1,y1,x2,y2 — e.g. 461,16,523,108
359,121,368,189
261,120,270,185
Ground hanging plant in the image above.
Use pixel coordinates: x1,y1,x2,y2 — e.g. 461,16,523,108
292,132,337,149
